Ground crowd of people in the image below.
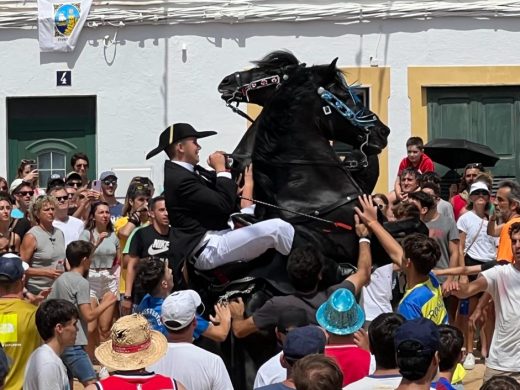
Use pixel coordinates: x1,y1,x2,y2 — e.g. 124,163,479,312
1,127,520,390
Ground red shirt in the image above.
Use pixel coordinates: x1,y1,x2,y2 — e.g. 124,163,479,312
325,344,371,386
451,194,467,221
398,153,435,175
95,373,177,390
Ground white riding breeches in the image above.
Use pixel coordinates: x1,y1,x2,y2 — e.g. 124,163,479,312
194,218,295,271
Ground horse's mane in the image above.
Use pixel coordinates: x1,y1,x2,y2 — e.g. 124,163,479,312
275,63,344,102
251,50,300,69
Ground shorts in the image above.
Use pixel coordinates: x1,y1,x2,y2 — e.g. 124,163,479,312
88,268,120,301
483,366,520,383
61,345,96,383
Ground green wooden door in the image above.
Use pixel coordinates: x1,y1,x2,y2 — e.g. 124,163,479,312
7,96,96,186
427,87,520,181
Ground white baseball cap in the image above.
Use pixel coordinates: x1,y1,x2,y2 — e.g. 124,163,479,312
161,290,205,331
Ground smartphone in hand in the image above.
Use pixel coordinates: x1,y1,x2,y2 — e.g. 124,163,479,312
92,180,102,192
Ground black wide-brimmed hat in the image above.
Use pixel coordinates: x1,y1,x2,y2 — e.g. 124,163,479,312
146,123,217,160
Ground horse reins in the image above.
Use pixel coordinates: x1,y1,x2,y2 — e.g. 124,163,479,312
239,196,353,231
317,84,378,169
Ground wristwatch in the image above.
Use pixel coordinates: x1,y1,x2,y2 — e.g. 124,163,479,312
123,295,132,301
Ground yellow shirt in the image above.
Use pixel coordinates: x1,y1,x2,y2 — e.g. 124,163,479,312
0,298,41,390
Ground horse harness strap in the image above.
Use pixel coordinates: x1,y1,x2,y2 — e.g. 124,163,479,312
239,196,353,231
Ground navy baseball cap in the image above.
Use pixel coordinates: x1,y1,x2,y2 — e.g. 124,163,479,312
283,325,326,361
0,254,29,282
394,318,440,357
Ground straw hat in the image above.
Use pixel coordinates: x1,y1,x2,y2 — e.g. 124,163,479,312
95,314,168,371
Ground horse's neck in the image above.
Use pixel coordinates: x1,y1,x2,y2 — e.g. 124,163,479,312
232,120,258,157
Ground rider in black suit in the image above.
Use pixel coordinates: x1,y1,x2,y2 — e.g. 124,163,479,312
146,123,295,272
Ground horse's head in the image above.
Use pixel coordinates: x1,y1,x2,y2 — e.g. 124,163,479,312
311,59,390,156
218,50,302,106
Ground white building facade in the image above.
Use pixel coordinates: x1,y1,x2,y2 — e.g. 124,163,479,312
1,0,519,194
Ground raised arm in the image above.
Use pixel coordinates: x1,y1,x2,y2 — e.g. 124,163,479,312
346,213,372,295
486,212,503,237
355,194,403,267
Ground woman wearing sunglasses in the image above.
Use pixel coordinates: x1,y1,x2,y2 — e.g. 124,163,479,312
456,181,497,370
20,195,66,295
79,201,119,359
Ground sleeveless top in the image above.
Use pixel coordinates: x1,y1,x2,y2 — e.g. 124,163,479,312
94,373,177,390
26,225,66,294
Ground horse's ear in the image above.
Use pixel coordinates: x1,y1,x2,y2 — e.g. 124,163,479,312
328,58,339,71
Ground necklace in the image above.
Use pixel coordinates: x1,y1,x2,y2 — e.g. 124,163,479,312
39,224,56,245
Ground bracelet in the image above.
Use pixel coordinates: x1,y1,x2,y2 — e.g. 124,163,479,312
123,295,132,301
359,237,371,244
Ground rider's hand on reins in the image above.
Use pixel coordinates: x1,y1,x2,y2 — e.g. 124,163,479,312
208,152,227,173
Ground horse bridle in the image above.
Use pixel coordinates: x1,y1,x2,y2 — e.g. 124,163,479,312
225,64,303,123
318,78,379,168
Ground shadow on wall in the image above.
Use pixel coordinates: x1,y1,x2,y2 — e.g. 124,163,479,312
0,15,518,68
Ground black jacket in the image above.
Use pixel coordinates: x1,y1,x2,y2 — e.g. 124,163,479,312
163,160,238,259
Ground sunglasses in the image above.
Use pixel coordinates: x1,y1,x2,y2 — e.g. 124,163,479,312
376,204,385,210
75,163,88,168
67,181,82,187
55,195,69,202
102,180,117,186
78,194,86,200
0,186,7,192
16,191,34,197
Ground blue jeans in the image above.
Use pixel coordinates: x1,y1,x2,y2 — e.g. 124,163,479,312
61,345,96,384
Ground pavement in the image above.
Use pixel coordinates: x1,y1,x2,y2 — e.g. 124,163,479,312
464,363,485,390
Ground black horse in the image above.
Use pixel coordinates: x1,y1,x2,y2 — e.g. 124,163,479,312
218,50,383,194
218,53,390,268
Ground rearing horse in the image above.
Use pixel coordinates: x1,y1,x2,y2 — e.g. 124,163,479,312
218,50,385,194
221,54,390,266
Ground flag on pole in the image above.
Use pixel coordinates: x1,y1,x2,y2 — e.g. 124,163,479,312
38,0,92,52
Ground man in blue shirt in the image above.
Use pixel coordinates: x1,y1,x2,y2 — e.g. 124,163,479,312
398,233,448,325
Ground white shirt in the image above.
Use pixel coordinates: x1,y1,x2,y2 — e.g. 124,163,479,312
361,264,394,321
172,160,232,179
482,264,520,371
343,374,402,389
457,211,497,261
254,351,286,388
148,342,233,390
23,344,70,390
53,216,85,246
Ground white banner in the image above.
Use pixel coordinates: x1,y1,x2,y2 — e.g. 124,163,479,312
37,0,92,52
